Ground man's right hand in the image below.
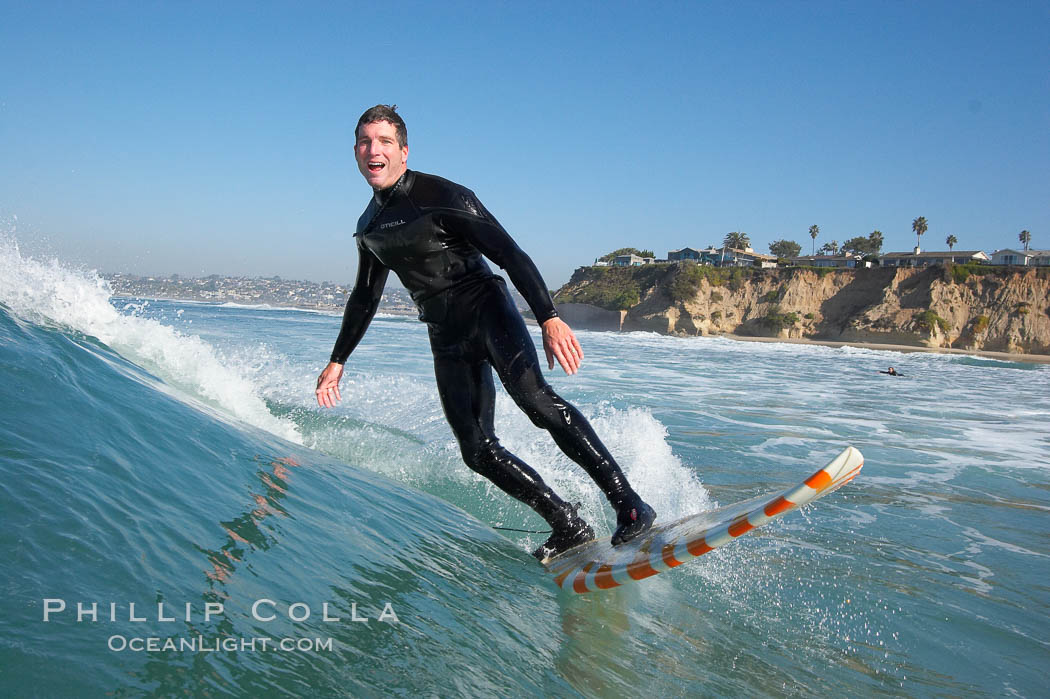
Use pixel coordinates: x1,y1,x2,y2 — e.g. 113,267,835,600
541,317,584,375
316,361,344,408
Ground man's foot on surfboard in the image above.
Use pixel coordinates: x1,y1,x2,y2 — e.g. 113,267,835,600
611,499,656,546
533,503,595,561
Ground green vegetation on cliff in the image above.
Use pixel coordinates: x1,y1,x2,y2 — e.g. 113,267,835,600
554,264,664,310
557,263,773,310
761,306,800,331
915,310,950,334
944,262,1049,284
668,264,752,302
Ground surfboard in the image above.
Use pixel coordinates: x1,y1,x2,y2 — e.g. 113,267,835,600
543,446,864,594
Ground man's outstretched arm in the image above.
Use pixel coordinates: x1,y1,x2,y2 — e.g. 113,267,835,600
317,241,389,408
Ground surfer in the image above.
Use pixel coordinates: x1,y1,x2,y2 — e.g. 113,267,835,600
315,105,655,560
879,367,903,376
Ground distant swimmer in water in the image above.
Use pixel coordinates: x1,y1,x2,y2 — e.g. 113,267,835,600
879,367,903,376
315,105,655,561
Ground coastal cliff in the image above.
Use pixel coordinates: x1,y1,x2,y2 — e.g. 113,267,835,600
552,264,1050,355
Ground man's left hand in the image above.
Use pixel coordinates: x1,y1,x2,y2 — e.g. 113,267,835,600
542,317,584,375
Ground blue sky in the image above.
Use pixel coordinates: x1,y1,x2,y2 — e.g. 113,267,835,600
2,1,1047,286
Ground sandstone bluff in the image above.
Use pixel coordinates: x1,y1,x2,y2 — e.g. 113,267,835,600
552,264,1050,355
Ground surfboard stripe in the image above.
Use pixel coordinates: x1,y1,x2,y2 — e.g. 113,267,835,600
687,535,713,556
594,564,620,590
626,556,660,581
572,563,596,593
649,550,676,574
805,470,833,490
662,543,684,567
583,565,601,592
728,515,754,537
764,496,795,516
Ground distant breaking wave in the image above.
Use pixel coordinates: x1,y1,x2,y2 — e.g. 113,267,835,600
0,236,301,442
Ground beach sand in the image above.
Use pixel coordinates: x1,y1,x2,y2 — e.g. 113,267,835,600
526,315,1050,365
719,333,1050,365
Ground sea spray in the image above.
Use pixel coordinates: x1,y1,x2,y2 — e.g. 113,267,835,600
0,235,300,442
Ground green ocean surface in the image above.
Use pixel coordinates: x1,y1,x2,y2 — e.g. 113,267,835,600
2,239,1049,696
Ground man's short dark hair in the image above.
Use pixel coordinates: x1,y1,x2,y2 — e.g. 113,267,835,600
356,104,408,148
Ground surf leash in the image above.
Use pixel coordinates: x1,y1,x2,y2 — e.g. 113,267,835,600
492,525,552,534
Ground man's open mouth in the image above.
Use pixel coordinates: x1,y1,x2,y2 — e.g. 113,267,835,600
368,161,385,172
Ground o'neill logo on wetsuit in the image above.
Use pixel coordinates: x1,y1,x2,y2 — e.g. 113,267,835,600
379,219,406,230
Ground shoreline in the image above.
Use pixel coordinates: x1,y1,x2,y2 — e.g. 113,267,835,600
716,333,1050,365
114,294,1049,365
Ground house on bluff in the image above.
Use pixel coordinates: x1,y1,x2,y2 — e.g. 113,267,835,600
667,246,776,268
989,249,1050,266
879,248,989,267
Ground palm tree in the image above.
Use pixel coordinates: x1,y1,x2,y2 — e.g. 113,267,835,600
946,234,957,251
1019,230,1032,251
912,216,928,250
723,231,751,250
809,225,819,255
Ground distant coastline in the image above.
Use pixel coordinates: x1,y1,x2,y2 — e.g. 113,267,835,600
104,272,529,318
105,272,416,314
105,272,1050,364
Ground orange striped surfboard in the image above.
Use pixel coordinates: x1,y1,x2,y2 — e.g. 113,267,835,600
543,446,864,594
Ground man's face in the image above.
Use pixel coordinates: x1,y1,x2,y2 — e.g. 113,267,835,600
355,120,408,190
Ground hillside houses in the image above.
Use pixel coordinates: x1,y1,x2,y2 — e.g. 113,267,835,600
609,253,656,266
595,245,1043,270
597,246,777,268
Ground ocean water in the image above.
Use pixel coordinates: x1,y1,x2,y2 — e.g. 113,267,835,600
2,237,1049,697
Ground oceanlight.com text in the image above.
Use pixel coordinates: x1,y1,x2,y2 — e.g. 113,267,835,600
107,635,335,653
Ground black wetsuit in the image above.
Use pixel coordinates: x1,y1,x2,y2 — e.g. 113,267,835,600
330,170,646,540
